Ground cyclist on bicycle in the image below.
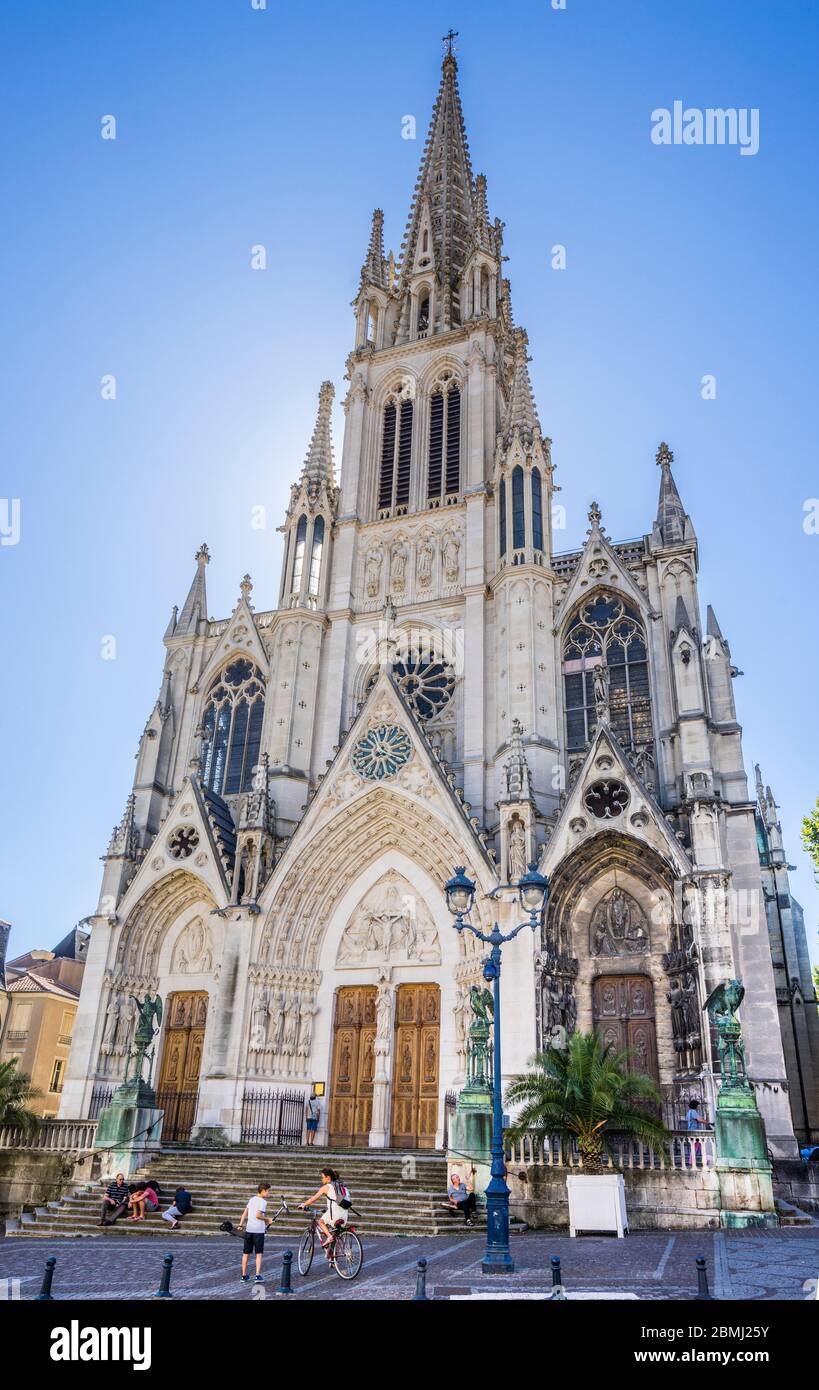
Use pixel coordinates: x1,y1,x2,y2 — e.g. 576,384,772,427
298,1167,348,1250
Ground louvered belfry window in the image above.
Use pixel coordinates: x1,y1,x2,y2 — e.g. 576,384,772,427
427,380,461,503
378,394,414,514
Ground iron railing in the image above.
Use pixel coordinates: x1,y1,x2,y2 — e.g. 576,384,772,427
88,1084,116,1120
240,1088,306,1146
154,1088,199,1143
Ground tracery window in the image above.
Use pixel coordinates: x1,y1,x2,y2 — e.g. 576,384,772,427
291,515,307,597
563,594,652,752
512,465,525,550
308,516,325,599
200,659,266,796
427,372,461,503
498,474,507,558
366,649,455,723
378,383,414,516
532,467,544,552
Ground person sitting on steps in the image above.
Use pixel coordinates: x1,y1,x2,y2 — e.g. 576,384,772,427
446,1171,477,1225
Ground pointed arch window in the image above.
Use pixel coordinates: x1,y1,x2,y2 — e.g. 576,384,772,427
512,465,525,551
563,594,652,752
308,515,325,598
291,514,307,597
378,389,414,516
427,376,461,504
499,474,507,558
201,659,266,796
532,467,544,552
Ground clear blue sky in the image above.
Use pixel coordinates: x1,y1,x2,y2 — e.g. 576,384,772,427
1,0,817,961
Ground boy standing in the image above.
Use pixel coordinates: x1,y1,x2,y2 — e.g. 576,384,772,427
238,1182,272,1284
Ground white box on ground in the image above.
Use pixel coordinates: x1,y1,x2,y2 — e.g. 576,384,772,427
566,1173,629,1237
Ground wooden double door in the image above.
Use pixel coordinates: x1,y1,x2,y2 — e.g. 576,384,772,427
391,983,440,1149
592,974,659,1084
157,991,208,1141
328,986,376,1147
328,983,440,1148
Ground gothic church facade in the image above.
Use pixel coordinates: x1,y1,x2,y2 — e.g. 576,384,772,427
62,53,818,1154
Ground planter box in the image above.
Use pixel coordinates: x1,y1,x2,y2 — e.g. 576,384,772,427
566,1173,628,1237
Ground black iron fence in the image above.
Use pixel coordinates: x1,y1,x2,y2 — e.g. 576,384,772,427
155,1088,199,1143
88,1084,116,1120
240,1088,306,1146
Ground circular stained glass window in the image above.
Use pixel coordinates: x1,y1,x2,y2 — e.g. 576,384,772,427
583,779,630,820
368,653,455,722
352,724,413,780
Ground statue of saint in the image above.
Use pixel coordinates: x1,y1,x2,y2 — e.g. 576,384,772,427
508,819,527,882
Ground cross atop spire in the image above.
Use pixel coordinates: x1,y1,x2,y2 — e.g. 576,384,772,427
442,27,459,58
397,46,476,330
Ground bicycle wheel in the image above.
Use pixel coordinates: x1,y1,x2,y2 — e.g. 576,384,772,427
332,1228,363,1280
297,1227,315,1275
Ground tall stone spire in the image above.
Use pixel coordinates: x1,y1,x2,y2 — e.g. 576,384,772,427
653,442,692,546
503,328,540,445
300,381,336,492
359,209,386,290
176,543,209,635
398,50,477,329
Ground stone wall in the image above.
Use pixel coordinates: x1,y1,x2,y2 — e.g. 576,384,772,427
0,1149,98,1224
506,1164,723,1230
773,1159,819,1214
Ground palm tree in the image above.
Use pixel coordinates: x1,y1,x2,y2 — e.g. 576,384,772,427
0,1058,43,1136
504,1031,667,1174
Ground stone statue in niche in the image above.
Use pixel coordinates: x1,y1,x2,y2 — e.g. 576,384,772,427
250,987,269,1051
390,543,407,595
508,817,527,882
102,992,122,1052
365,549,382,598
416,536,434,589
442,533,460,585
589,887,649,956
297,998,317,1057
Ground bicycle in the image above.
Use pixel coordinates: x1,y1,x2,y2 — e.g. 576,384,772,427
292,1202,364,1280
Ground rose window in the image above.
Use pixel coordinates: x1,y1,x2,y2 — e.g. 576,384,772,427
583,779,630,820
367,652,455,722
168,826,200,859
352,724,413,780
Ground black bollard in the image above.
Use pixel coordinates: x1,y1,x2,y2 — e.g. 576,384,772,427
550,1255,567,1301
413,1257,429,1301
35,1256,56,1301
695,1255,715,1300
277,1249,294,1295
154,1252,174,1298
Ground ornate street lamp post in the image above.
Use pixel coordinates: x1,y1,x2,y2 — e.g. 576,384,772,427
443,862,549,1274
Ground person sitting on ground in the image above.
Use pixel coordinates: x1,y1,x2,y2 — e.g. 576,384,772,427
162,1185,193,1230
99,1173,129,1227
129,1181,159,1221
446,1171,477,1225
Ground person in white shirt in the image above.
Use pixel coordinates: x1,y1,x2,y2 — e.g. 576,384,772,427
238,1182,273,1283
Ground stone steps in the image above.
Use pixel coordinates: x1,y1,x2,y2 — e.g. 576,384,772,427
7,1145,508,1239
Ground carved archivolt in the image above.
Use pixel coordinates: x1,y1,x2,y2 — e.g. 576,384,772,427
336,872,441,967
256,788,488,972
115,871,218,981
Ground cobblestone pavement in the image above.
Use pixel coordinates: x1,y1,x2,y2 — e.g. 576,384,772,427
2,1228,818,1300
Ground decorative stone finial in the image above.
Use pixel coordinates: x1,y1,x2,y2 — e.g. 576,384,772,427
588,501,602,527
196,542,210,565
240,574,253,600
656,441,674,467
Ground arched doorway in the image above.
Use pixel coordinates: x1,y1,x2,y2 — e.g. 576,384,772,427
157,991,208,1141
592,974,659,1085
328,986,376,1147
391,983,440,1148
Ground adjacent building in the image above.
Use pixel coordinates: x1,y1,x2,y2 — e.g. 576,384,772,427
1,928,88,1117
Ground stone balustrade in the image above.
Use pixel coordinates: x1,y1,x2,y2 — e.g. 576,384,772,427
0,1118,97,1152
505,1129,716,1172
